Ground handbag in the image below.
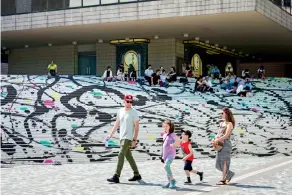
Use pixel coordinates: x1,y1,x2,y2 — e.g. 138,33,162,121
212,123,228,152
213,140,224,152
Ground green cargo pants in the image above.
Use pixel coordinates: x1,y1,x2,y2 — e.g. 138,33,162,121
115,139,140,177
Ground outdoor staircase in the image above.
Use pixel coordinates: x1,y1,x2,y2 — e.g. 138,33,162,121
1,75,292,165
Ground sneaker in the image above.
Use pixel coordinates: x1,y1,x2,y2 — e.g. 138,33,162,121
169,179,176,189
128,175,142,181
199,172,204,182
107,175,120,183
184,180,192,184
162,183,170,188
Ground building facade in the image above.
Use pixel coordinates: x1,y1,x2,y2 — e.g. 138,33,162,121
1,0,292,77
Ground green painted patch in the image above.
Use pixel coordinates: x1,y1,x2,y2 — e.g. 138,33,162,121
185,107,190,111
66,85,73,88
1,92,7,97
91,91,102,96
20,107,28,111
39,77,45,80
71,124,78,128
175,114,180,118
209,135,215,139
40,140,51,147
263,100,268,104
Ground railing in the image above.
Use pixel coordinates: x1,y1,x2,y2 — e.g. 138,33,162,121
1,0,157,16
268,0,292,15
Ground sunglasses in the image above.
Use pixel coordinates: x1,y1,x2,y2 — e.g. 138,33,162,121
126,101,133,104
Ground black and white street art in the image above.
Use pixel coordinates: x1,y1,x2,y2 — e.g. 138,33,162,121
1,75,292,164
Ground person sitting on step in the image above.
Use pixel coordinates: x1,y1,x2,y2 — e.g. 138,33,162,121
150,69,161,86
102,66,113,81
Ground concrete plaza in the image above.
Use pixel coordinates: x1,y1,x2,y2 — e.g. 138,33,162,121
1,156,291,195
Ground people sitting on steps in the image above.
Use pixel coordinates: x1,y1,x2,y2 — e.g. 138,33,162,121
150,69,161,86
167,67,177,82
47,60,58,77
258,65,266,80
144,65,153,84
185,64,194,78
102,66,113,81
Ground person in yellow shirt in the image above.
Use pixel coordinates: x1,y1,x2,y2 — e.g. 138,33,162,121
48,61,58,77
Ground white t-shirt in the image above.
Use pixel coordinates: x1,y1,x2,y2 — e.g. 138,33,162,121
160,75,167,82
117,107,139,140
144,69,153,77
236,85,244,94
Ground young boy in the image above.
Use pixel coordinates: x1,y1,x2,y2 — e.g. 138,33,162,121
178,130,203,184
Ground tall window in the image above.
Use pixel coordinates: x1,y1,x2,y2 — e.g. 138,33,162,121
1,0,16,15
101,0,118,5
83,0,100,6
48,0,64,10
65,0,82,8
32,0,47,12
16,0,32,13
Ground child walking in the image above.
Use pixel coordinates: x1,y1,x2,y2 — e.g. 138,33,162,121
174,130,203,184
161,120,177,189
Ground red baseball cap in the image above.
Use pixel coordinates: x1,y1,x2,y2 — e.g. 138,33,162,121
124,94,134,102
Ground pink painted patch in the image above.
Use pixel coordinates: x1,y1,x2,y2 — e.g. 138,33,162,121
251,108,259,112
7,107,12,111
53,106,58,111
43,100,54,107
128,81,136,84
202,104,206,107
44,159,53,164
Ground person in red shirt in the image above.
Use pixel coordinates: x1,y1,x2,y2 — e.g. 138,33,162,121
180,130,203,184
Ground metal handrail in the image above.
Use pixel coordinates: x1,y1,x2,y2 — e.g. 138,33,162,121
1,0,158,16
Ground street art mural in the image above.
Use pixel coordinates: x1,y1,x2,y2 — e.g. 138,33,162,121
1,75,292,165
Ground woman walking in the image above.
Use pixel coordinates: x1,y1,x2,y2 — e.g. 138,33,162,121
212,107,235,185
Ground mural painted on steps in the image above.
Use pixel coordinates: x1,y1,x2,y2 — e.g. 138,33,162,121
1,75,292,164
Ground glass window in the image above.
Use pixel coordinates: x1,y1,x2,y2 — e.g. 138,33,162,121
83,0,100,6
65,0,82,8
16,0,32,14
32,0,47,12
101,0,118,5
120,0,137,2
48,0,64,11
1,0,16,15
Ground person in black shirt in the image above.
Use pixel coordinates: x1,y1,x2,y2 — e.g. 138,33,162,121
151,69,160,86
130,70,137,81
258,65,265,79
167,67,177,82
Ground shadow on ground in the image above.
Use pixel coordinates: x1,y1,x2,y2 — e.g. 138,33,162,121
229,183,275,189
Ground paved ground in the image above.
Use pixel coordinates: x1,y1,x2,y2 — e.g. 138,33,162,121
1,156,292,195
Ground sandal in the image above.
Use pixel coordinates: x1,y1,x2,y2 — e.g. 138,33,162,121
216,180,227,185
226,172,235,184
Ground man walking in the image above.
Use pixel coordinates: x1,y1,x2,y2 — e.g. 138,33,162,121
107,94,142,183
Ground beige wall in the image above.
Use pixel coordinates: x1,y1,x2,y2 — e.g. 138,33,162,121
148,38,176,71
96,43,116,76
238,62,291,77
175,40,184,59
8,45,75,75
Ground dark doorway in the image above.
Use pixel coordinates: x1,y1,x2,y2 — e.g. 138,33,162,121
78,52,96,75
